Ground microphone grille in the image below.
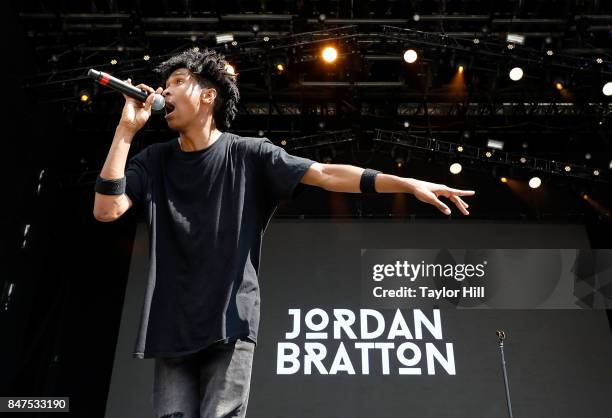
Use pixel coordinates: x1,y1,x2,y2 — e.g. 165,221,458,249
152,94,165,111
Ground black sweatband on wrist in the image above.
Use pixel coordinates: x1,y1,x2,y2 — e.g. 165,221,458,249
95,175,126,195
360,168,381,194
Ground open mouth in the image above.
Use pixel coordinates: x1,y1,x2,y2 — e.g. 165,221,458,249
164,102,176,118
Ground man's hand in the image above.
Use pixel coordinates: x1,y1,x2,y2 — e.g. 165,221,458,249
409,178,474,216
118,78,163,133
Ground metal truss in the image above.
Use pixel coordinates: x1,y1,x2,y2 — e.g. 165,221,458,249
373,129,611,184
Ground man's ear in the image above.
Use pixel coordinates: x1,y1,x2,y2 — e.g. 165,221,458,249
201,88,217,105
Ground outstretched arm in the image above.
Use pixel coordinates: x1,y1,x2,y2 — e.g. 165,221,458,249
300,162,475,216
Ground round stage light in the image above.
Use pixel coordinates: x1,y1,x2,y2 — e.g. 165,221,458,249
225,64,236,75
500,177,508,183
403,49,418,63
322,47,338,63
528,177,542,189
602,82,612,96
450,163,462,174
509,67,523,81
458,65,464,73
555,82,564,91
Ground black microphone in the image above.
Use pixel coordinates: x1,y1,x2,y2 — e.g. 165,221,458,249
87,69,165,111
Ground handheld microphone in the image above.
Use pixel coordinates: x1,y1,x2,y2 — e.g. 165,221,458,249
87,69,165,111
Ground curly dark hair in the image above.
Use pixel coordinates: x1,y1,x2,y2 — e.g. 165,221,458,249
153,48,240,130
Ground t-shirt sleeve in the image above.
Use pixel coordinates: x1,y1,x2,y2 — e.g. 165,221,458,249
258,138,316,201
124,147,150,210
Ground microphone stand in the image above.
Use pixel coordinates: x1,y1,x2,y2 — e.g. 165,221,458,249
496,330,514,418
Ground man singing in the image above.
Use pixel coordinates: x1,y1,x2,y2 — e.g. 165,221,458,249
92,48,475,418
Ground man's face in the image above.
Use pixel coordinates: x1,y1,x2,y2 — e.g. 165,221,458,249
161,68,215,131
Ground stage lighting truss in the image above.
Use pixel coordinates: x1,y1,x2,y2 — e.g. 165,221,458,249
373,129,612,185
276,129,356,152
22,23,612,103
380,26,612,76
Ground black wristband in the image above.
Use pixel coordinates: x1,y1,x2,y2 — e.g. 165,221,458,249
360,168,381,194
95,175,126,195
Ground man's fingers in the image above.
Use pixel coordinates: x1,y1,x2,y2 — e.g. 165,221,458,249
449,188,476,196
450,195,469,215
433,197,451,215
135,83,154,94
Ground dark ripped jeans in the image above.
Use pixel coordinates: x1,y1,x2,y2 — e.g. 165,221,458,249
152,338,255,418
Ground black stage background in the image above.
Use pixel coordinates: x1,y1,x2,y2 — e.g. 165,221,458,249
104,220,612,418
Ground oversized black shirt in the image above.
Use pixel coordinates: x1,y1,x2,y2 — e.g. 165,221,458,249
124,132,315,359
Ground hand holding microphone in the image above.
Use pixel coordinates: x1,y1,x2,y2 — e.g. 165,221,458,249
87,69,165,133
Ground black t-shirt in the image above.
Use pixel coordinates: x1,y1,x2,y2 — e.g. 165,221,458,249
124,132,316,359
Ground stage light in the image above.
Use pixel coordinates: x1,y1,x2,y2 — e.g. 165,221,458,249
318,13,326,22
216,33,234,44
596,58,603,64
564,165,571,172
395,157,405,168
110,59,117,65
485,151,492,158
529,177,542,189
473,38,480,44
500,177,508,183
509,67,523,81
281,139,287,146
593,169,600,176
585,153,592,160
507,43,515,50
192,46,199,52
413,14,420,22
458,65,464,73
609,160,612,170
403,121,410,128
403,49,418,63
143,54,150,61
263,36,270,42
506,33,525,45
487,139,504,150
555,81,564,90
276,63,285,73
522,141,529,149
450,163,462,174
258,130,264,137
225,64,236,76
603,82,612,96
322,47,338,63
252,24,259,33
546,49,554,56
457,145,464,152
79,90,90,103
